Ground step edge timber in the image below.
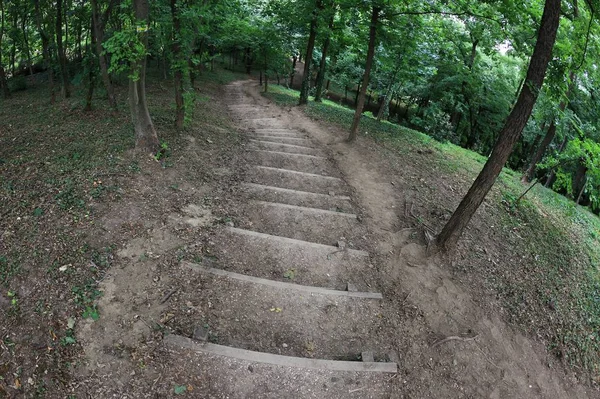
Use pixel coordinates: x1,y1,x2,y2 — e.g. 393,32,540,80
249,149,326,159
253,200,357,218
164,335,398,373
182,261,381,299
254,165,342,181
251,135,311,141
225,227,369,257
242,182,351,200
249,139,318,151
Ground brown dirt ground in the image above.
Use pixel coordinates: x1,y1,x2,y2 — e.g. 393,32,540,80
2,70,598,398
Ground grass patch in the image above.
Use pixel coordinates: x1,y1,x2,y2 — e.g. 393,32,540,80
264,83,600,380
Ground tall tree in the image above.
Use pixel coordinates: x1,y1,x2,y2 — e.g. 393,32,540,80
130,0,160,153
348,4,380,142
299,0,322,105
171,0,185,129
436,0,561,249
55,0,71,97
34,0,55,102
0,0,10,98
91,0,118,110
314,5,335,102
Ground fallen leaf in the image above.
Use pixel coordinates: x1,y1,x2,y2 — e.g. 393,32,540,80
270,307,282,313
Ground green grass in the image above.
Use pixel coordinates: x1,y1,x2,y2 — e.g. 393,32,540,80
264,83,600,379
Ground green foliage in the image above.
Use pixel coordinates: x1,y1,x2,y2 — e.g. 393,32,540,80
103,19,149,80
72,281,102,321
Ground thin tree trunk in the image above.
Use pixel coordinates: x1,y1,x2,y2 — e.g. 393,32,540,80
348,6,381,141
522,72,574,183
576,174,587,204
34,0,55,102
572,161,587,200
545,135,569,187
85,17,96,112
171,0,184,129
436,0,560,249
299,0,322,105
56,0,71,97
21,14,34,76
314,11,334,102
290,54,297,87
0,0,10,98
130,0,160,153
91,0,118,110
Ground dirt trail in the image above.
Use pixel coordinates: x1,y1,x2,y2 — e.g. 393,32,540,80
75,79,593,398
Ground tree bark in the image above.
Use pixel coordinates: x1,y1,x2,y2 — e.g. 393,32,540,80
85,16,96,112
545,134,569,188
299,0,322,105
130,0,160,153
34,0,55,102
170,0,185,129
522,72,575,183
436,0,560,249
56,0,71,98
290,54,297,87
91,0,118,110
573,161,587,200
314,10,335,102
0,0,10,99
21,13,34,76
348,6,381,142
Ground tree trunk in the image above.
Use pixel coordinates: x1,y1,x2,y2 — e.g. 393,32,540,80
91,0,118,110
299,0,322,105
0,0,10,99
21,14,34,76
85,16,96,112
522,72,574,183
348,6,381,141
290,54,297,87
171,0,185,129
130,0,160,153
572,161,587,200
545,135,569,188
314,11,334,102
34,0,55,102
436,0,560,249
56,0,71,98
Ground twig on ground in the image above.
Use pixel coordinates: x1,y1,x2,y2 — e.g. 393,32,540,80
402,291,412,304
160,288,179,304
431,334,479,348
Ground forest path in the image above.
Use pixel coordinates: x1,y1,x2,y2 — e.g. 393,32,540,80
161,80,399,397
164,80,593,398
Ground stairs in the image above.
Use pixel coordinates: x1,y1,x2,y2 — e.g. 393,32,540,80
163,81,397,397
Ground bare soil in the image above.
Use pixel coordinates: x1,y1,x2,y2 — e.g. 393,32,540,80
1,73,596,398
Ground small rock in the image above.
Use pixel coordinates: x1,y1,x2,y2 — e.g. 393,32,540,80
193,325,209,342
346,282,358,292
328,191,335,196
282,343,288,348
225,221,235,227
248,365,254,373
337,240,346,250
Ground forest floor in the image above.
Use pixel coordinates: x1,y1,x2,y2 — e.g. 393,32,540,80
1,67,600,398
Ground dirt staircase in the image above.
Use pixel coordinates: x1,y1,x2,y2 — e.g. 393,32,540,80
163,81,397,398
